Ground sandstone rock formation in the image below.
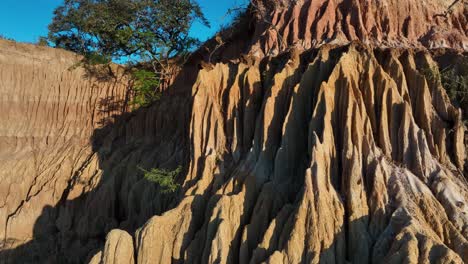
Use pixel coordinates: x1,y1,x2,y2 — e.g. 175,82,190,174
133,43,468,264
248,0,468,56
1,0,468,263
0,39,132,262
0,38,193,263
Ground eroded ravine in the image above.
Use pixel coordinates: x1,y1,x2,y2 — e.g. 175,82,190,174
133,44,467,264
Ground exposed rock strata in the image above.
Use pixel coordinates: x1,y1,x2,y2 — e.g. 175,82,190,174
248,0,468,56
130,43,468,264
0,40,131,262
1,40,467,264
0,39,191,263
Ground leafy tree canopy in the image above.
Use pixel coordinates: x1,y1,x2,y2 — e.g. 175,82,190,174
48,0,209,64
48,0,209,107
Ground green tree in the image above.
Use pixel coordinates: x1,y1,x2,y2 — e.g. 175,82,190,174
48,0,209,106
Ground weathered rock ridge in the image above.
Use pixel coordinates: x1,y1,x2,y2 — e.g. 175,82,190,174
0,39,132,262
248,0,468,56
3,38,467,263
0,39,191,263
132,43,468,263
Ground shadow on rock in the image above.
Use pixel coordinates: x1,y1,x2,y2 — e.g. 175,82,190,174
0,65,199,264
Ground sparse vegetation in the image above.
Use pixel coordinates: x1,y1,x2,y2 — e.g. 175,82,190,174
139,166,182,193
423,58,468,110
442,66,467,107
206,5,249,63
0,34,14,41
222,1,288,52
130,69,161,107
37,36,49,46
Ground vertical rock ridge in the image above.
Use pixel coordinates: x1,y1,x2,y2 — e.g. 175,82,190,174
128,43,467,264
248,0,467,56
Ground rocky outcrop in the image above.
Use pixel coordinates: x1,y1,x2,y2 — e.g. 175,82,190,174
102,230,135,264
0,39,132,262
88,229,135,264
130,43,467,263
0,39,192,263
248,0,468,56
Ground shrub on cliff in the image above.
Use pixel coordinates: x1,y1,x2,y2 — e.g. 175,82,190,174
424,58,468,117
131,69,161,107
37,36,50,47
442,59,467,108
48,0,209,106
139,166,182,193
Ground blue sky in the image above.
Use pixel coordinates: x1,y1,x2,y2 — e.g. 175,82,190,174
0,0,248,44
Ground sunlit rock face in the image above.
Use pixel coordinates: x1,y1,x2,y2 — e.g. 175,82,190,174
0,0,467,263
0,40,132,262
133,43,467,264
248,0,468,56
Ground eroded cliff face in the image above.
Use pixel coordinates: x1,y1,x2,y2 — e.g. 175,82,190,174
1,0,468,264
0,39,192,263
248,0,468,56
0,40,131,261
127,44,468,264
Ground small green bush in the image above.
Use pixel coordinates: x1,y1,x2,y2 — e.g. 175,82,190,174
139,166,181,193
131,69,161,108
423,59,468,108
442,61,468,107
37,36,49,47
